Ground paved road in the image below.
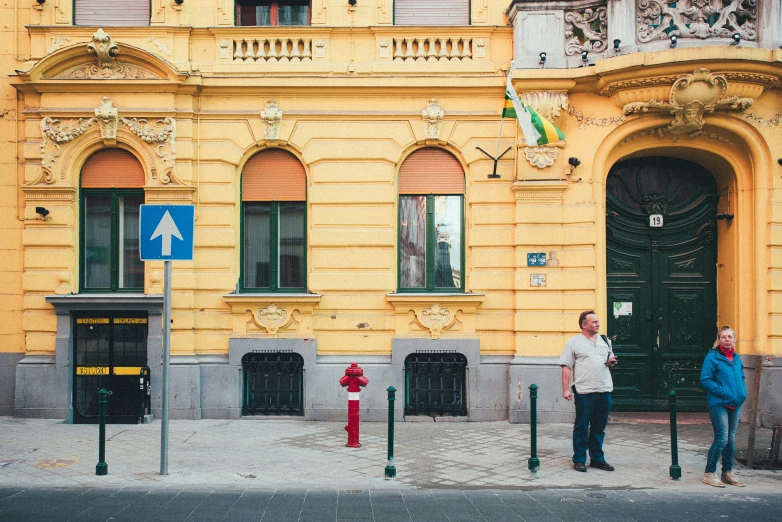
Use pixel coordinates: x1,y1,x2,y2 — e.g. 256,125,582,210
1,486,779,522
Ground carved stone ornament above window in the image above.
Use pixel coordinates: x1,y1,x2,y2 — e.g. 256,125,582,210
38,97,177,179
637,0,758,43
520,92,568,123
422,99,444,140
565,5,607,56
223,294,322,337
261,100,283,141
386,293,485,340
52,29,160,80
414,304,455,340
622,68,753,135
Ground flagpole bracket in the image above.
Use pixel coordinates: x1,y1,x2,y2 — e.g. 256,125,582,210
477,146,512,179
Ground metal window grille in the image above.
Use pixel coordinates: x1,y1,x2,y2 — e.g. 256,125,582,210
404,351,467,417
242,351,304,415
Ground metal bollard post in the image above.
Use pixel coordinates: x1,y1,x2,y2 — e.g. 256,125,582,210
528,384,540,472
385,386,397,478
669,390,681,480
96,388,108,476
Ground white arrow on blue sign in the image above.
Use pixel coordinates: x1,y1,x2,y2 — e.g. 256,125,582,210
139,205,195,261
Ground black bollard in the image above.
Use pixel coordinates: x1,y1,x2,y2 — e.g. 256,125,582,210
96,388,108,476
669,390,681,480
528,384,540,472
385,386,396,478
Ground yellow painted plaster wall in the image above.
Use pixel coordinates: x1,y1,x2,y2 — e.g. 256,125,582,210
3,1,782,370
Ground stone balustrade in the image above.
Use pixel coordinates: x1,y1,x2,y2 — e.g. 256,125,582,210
230,37,314,62
391,36,475,62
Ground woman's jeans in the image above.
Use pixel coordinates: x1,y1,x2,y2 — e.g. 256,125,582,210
572,391,612,463
706,405,742,473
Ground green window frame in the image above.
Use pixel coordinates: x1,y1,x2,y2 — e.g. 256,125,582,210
398,194,464,293
241,201,307,293
79,189,145,293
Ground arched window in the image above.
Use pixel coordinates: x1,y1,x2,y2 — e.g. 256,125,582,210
80,148,145,292
241,149,307,292
398,148,464,292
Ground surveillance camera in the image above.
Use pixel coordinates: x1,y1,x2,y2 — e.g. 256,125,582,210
568,157,581,168
581,50,588,62
731,33,741,45
348,0,357,5
670,34,678,48
613,39,621,51
35,206,50,217
778,158,782,166
539,52,547,63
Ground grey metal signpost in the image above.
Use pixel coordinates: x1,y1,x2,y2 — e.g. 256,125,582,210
140,205,195,476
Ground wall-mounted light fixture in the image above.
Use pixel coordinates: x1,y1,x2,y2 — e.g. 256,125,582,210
716,212,735,224
778,158,782,166
670,34,678,48
348,0,357,5
613,39,621,54
174,0,184,5
565,157,582,182
731,32,741,45
581,50,588,66
35,206,50,221
36,0,46,5
539,52,547,66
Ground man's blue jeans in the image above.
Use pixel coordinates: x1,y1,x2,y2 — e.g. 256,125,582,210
573,391,612,464
706,405,742,473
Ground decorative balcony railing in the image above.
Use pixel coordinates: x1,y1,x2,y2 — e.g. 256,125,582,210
390,37,475,62
230,37,315,62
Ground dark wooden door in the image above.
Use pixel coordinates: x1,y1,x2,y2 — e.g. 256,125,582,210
606,157,718,411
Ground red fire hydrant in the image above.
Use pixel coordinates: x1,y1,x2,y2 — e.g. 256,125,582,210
339,362,368,448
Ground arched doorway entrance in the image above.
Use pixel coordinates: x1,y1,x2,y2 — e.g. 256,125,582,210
606,157,718,411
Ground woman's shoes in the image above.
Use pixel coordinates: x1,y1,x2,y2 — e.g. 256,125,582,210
721,471,746,487
702,472,726,487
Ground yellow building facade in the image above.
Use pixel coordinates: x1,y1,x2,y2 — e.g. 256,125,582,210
1,1,781,426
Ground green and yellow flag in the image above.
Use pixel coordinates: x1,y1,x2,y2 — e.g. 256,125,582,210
503,64,566,146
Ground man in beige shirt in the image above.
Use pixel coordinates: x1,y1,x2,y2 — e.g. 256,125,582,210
559,310,618,472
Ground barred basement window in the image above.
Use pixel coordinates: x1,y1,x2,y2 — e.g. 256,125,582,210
242,352,304,415
404,352,468,417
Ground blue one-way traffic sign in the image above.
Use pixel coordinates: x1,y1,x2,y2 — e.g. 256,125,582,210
140,205,195,261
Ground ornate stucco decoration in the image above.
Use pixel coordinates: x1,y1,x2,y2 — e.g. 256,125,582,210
617,126,736,148
95,97,119,143
520,92,568,122
148,37,173,56
261,100,283,140
524,147,559,169
566,105,626,131
564,5,607,56
56,29,158,80
519,92,568,169
38,97,177,178
252,304,293,338
623,68,753,135
414,304,457,340
637,0,757,43
48,37,70,54
422,99,444,140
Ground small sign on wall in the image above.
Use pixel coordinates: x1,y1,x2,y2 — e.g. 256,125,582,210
527,253,547,266
531,274,546,287
649,214,663,227
613,302,632,317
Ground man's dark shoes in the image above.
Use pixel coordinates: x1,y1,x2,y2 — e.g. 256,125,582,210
574,462,587,472
589,460,615,471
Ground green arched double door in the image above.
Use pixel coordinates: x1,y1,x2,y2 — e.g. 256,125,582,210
606,157,718,411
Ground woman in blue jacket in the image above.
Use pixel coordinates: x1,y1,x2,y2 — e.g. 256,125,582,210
700,326,747,487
